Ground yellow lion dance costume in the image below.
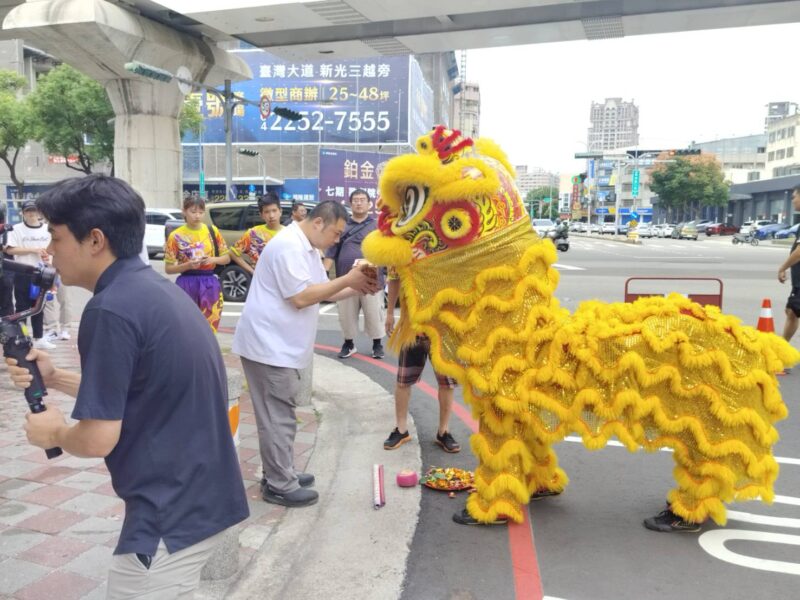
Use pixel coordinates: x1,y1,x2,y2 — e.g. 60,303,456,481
363,125,800,527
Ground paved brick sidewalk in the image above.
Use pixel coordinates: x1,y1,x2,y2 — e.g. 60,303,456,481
0,333,319,599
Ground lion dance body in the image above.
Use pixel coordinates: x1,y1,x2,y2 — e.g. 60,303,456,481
362,126,800,526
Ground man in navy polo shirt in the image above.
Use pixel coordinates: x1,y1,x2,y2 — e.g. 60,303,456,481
4,175,248,598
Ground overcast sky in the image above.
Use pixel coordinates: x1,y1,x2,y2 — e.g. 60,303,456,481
467,22,799,177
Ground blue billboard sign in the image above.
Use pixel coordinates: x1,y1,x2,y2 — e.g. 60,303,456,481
595,207,609,214
183,51,426,146
318,148,397,205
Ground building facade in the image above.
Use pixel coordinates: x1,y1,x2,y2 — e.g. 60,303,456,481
765,112,800,179
452,82,480,139
689,134,766,184
587,97,639,151
514,165,559,198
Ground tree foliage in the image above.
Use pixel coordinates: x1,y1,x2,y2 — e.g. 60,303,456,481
28,64,114,174
0,70,33,196
525,187,558,219
649,154,729,221
179,95,204,138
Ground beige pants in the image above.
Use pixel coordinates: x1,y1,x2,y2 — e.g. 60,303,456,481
43,284,70,332
337,292,384,341
106,530,225,599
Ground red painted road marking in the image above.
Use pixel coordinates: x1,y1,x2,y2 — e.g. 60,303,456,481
314,343,544,600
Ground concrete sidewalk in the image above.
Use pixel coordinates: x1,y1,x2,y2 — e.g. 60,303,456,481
0,330,419,599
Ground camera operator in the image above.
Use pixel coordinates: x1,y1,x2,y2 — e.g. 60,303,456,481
3,175,248,597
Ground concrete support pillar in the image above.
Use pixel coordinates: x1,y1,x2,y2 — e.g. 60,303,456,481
105,79,183,206
3,0,250,208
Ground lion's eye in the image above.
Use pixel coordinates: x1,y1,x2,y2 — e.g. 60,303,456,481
397,185,427,226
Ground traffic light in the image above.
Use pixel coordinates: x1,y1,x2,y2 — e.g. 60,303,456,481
273,107,303,121
124,61,173,83
668,149,701,156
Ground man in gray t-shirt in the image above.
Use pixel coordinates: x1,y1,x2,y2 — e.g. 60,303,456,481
323,189,386,360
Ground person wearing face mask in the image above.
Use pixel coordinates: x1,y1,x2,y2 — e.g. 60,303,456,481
164,197,230,332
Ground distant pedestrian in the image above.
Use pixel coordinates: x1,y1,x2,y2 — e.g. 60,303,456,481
4,201,54,349
0,203,14,317
778,185,800,344
323,189,385,359
43,276,72,341
233,201,379,508
3,175,248,598
383,265,460,453
284,200,307,225
229,192,283,275
165,196,230,332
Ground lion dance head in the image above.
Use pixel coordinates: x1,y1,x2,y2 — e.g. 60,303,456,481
363,125,532,268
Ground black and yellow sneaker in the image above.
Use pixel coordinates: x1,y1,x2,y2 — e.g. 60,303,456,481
531,489,561,501
643,508,702,533
435,431,461,453
452,508,508,526
384,427,411,449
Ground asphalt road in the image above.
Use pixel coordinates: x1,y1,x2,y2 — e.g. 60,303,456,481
99,236,800,599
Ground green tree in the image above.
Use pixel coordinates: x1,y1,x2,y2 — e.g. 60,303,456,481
28,64,114,174
179,95,204,138
649,154,729,222
0,70,33,197
525,187,557,219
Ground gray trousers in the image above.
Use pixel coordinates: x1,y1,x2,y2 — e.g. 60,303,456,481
241,357,302,494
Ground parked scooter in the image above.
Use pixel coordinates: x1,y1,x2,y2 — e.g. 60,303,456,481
547,227,570,252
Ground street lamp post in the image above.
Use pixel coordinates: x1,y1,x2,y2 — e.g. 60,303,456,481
124,61,301,202
238,148,266,194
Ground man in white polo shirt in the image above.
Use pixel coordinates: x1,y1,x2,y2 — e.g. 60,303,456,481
232,201,379,507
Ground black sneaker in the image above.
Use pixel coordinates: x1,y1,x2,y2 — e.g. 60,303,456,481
452,508,508,526
643,508,702,533
338,342,356,359
384,427,410,450
435,431,461,453
372,344,385,359
531,489,561,501
262,485,319,507
260,473,315,490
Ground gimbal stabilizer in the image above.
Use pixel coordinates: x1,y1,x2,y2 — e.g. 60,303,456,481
0,259,62,458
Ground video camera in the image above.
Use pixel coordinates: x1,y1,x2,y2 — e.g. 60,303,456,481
0,258,62,458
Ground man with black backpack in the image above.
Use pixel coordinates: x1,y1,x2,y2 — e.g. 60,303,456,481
323,189,385,359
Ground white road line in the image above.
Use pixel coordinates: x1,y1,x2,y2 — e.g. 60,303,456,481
553,264,586,271
319,303,337,315
727,510,800,529
563,435,800,466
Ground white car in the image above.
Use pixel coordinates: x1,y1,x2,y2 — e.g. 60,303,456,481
600,222,616,234
654,223,676,238
742,220,773,233
145,208,184,258
635,223,653,238
531,218,555,237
